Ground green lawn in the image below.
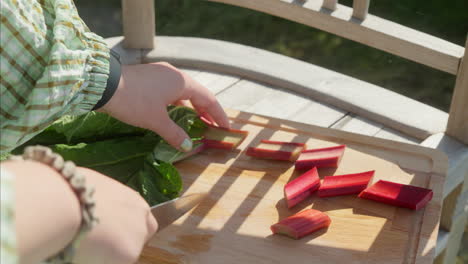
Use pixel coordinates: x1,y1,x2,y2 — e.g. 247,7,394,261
77,0,467,111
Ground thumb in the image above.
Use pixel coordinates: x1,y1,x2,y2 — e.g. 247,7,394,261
149,111,193,152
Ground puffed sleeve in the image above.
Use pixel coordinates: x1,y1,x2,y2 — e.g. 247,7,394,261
0,0,110,154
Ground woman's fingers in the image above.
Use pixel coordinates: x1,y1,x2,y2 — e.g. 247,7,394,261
148,108,193,151
187,83,230,128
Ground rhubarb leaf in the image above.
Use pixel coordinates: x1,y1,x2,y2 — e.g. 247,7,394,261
11,106,206,206
153,106,207,163
144,155,182,199
126,169,171,205
29,112,147,145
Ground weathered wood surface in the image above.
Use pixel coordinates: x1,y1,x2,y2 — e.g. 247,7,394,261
139,109,447,264
352,0,370,20
142,36,449,140
183,68,420,144
322,0,337,11
208,0,464,74
446,38,468,145
122,0,154,49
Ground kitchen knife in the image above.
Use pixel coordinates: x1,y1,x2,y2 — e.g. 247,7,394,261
151,193,207,231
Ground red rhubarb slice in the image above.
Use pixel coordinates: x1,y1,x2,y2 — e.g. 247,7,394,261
358,180,433,210
318,170,374,197
295,145,346,170
201,121,248,150
270,209,331,239
246,140,306,161
284,167,320,208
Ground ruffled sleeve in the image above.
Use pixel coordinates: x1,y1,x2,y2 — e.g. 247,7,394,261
0,0,110,153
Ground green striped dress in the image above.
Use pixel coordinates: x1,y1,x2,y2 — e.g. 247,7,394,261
1,0,110,262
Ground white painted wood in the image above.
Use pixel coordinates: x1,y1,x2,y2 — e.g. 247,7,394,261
208,0,464,74
374,127,419,144
421,133,468,198
446,38,468,145
438,214,467,264
216,80,277,111
217,78,344,127
352,0,370,20
143,37,449,140
322,0,337,11
193,71,240,95
122,0,155,49
331,114,383,136
435,229,449,257
245,89,311,119
289,101,347,128
104,37,141,65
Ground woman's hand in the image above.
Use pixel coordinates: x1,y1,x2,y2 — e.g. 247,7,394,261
74,167,158,264
5,160,156,264
99,62,230,151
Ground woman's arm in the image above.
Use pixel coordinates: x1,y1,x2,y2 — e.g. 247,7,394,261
2,160,81,264
2,160,158,264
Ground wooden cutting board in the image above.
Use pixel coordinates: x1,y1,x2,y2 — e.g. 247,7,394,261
139,109,447,264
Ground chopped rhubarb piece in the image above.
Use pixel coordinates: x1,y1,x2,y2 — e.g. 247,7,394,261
271,209,331,239
284,167,320,208
201,121,248,150
295,145,346,170
246,140,306,161
358,180,433,210
318,170,374,197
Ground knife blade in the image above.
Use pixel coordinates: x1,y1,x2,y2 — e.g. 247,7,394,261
151,193,207,231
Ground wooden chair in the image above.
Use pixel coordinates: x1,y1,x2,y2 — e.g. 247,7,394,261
107,0,467,263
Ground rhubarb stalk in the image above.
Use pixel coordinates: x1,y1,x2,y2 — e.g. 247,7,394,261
284,167,320,208
358,180,433,210
201,120,248,150
295,145,346,170
318,170,374,197
246,140,306,161
271,209,331,239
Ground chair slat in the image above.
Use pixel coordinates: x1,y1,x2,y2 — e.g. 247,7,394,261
446,38,468,145
352,0,370,20
322,0,337,11
209,0,463,75
122,0,155,49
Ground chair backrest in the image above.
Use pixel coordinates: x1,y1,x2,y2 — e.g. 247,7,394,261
121,0,468,145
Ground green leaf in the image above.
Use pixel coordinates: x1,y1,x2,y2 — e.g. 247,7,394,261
126,154,182,205
0,152,11,162
17,106,206,206
167,106,207,139
50,136,158,183
153,106,207,163
126,170,170,206
153,140,204,163
144,156,182,199
29,112,148,145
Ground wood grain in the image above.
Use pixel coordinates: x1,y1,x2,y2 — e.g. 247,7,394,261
193,71,240,95
322,0,337,11
208,0,463,74
122,0,155,49
352,0,370,20
446,38,468,145
331,114,383,136
139,109,447,264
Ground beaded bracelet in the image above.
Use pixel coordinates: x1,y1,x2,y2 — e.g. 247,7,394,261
9,146,98,263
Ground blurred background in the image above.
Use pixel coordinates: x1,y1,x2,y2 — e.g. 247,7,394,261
75,0,467,262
